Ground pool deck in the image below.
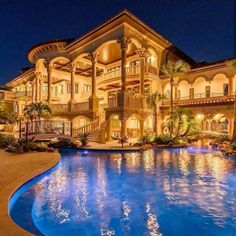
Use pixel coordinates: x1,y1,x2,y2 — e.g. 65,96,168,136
0,150,60,236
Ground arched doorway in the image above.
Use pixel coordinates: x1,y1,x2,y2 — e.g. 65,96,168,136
144,115,153,134
110,114,121,137
127,114,140,140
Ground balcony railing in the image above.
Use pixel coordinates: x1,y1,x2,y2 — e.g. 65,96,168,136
108,94,142,109
50,101,90,113
162,93,234,107
72,101,89,111
100,64,157,81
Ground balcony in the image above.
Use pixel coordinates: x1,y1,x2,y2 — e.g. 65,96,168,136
161,93,235,107
97,64,158,87
107,94,143,109
50,101,90,113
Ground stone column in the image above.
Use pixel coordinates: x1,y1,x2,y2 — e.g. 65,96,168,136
39,79,43,101
69,63,77,111
31,80,35,103
117,37,131,107
139,119,144,138
120,119,127,138
106,119,111,141
88,52,99,112
229,76,233,95
135,48,150,94
118,37,131,91
46,62,54,104
70,63,76,102
35,72,41,102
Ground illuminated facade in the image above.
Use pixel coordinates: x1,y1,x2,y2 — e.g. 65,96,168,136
1,10,236,141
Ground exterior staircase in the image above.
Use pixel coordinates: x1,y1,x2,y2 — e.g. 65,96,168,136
88,130,99,142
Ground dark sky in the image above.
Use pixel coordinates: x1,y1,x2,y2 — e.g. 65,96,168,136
0,0,235,85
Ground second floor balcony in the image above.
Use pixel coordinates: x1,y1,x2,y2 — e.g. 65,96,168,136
161,93,235,107
50,101,90,113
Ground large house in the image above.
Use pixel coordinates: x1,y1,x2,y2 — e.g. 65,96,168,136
1,10,235,142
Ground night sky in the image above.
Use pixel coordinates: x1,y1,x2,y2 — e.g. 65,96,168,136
0,0,235,85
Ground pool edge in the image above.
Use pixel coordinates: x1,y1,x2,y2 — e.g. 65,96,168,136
0,151,61,236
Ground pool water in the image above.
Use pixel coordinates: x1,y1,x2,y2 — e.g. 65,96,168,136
10,148,236,236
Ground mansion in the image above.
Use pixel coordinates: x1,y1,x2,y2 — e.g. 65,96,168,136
1,10,235,142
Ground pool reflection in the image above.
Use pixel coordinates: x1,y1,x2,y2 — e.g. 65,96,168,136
10,148,236,236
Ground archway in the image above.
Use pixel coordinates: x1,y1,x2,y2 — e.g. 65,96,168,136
73,115,91,128
127,114,140,140
110,114,121,137
144,115,154,134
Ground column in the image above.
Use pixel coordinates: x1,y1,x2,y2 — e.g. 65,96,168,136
70,63,76,102
117,37,131,107
120,119,127,138
39,79,43,101
118,37,131,92
89,52,99,112
35,72,40,102
106,119,111,141
229,76,233,95
135,47,150,94
46,62,54,104
31,80,35,103
139,119,144,138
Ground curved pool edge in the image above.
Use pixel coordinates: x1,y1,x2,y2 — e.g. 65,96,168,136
0,151,61,236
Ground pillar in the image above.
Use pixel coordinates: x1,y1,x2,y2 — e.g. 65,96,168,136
121,119,127,138
39,79,43,101
140,119,144,137
106,119,111,141
46,61,54,104
35,72,40,102
118,37,130,92
70,63,76,102
89,52,99,111
229,76,233,95
135,47,150,94
31,80,35,103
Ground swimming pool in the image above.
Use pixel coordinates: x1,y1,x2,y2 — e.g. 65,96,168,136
9,148,236,235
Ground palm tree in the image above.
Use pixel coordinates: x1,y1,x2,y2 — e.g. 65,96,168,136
161,59,190,137
227,59,236,140
146,92,166,136
23,102,51,134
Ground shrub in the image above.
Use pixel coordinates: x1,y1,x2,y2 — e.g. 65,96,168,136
111,134,128,148
154,134,172,145
0,133,16,147
138,134,154,145
78,132,90,146
230,142,236,151
216,134,231,143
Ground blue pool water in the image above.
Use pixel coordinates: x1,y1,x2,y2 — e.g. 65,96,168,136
10,148,236,236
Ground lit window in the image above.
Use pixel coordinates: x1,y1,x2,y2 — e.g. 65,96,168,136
83,84,91,92
75,84,79,94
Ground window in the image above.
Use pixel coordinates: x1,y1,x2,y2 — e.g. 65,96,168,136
61,85,64,94
189,88,194,99
223,83,229,96
83,84,91,92
67,84,71,94
205,86,210,98
75,84,79,94
177,90,181,99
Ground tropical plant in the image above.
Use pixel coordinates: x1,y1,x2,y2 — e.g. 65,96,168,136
162,106,198,143
0,133,16,147
146,92,166,136
138,134,154,145
0,103,18,124
23,102,52,134
111,134,128,148
161,60,190,137
154,134,172,145
78,132,90,146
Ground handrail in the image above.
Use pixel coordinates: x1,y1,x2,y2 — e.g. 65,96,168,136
73,119,99,136
100,64,157,80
